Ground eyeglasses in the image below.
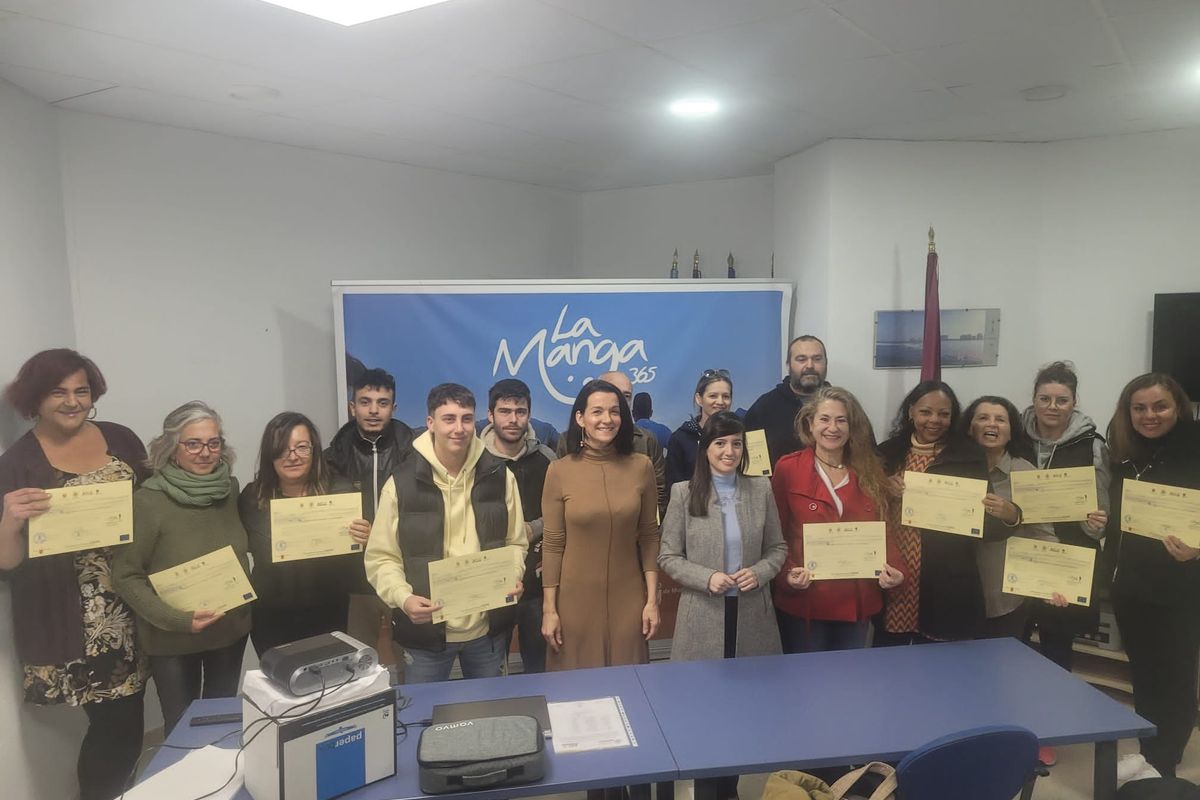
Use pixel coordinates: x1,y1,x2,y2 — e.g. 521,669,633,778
701,369,731,379
279,443,314,459
180,438,224,455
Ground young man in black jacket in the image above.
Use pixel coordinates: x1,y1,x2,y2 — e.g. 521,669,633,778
325,368,414,670
479,378,556,673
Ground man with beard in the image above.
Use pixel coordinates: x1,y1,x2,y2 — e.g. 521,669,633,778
479,379,556,673
745,335,829,468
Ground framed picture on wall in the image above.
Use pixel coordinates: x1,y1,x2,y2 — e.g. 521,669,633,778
873,308,1001,369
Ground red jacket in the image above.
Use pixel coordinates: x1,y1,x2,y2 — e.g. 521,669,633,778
771,449,904,623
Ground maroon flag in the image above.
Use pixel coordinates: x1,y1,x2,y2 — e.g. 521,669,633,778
921,227,941,381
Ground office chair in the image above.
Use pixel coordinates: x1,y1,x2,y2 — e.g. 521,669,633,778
895,725,1045,800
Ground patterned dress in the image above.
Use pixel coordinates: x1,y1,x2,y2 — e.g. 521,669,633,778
22,458,148,706
883,441,939,635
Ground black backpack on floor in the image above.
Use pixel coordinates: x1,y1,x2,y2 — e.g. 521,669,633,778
1118,778,1200,800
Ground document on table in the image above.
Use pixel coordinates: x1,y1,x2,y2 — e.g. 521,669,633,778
742,429,772,477
1121,480,1200,548
802,521,886,580
900,471,987,538
1011,467,1098,524
28,480,133,558
149,545,257,613
427,548,518,624
269,492,362,563
122,745,242,800
547,696,637,754
1002,537,1096,607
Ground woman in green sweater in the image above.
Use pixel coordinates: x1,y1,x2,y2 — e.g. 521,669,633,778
113,401,251,734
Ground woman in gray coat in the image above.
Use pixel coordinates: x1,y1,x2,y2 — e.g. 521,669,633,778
659,412,787,663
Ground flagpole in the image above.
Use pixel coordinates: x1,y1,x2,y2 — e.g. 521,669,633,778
920,226,941,381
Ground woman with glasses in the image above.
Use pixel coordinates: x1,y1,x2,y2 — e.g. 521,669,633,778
1020,362,1109,674
240,412,371,656
113,401,251,735
666,369,734,489
0,350,149,800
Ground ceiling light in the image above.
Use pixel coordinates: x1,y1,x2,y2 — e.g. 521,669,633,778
1020,84,1069,102
256,1,453,26
669,98,720,118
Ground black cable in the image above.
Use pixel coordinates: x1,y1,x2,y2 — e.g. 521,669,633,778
118,666,357,800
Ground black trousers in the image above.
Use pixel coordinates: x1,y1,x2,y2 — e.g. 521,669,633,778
150,635,248,736
79,691,145,800
1113,594,1200,777
1023,602,1078,671
979,605,1029,640
694,597,741,799
515,597,547,674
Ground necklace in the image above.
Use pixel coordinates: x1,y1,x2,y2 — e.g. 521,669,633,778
813,453,845,470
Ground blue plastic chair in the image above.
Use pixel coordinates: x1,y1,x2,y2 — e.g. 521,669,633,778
895,725,1042,800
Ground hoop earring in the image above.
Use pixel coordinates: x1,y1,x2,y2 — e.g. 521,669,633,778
86,408,97,420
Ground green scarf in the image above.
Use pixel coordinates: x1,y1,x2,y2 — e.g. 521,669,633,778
143,461,232,507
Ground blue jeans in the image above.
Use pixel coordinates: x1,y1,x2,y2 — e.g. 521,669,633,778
403,633,509,683
778,613,870,653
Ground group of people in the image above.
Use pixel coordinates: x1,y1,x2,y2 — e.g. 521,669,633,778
0,339,1197,800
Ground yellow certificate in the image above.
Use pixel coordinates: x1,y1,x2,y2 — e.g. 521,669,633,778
1002,537,1096,607
269,492,363,563
802,521,886,580
148,545,257,613
28,480,133,558
742,429,772,477
427,548,518,624
1011,467,1097,524
1120,480,1200,548
901,471,987,538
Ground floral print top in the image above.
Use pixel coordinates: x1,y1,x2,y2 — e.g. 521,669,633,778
22,458,147,706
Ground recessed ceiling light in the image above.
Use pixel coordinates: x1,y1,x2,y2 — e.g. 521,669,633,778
256,1,453,26
669,98,720,118
1020,84,1069,102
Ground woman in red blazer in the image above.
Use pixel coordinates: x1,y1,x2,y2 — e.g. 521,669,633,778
773,386,906,652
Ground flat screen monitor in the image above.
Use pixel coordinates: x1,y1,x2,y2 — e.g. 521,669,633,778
1152,292,1200,400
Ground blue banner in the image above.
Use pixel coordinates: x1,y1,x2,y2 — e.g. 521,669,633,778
336,283,791,436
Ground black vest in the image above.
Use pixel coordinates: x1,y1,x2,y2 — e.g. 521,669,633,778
389,450,517,651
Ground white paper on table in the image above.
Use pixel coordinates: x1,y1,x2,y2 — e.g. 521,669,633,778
546,696,637,754
121,744,243,799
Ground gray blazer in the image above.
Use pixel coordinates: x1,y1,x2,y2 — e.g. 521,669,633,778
658,476,787,662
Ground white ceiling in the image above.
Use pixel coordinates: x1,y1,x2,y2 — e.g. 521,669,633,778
2,0,1198,191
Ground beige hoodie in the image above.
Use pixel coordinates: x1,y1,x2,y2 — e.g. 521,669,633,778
365,431,526,643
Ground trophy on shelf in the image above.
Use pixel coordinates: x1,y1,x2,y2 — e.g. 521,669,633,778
727,252,736,278
670,249,679,279
692,249,701,278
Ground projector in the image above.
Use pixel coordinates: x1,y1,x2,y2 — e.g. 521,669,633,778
260,632,378,696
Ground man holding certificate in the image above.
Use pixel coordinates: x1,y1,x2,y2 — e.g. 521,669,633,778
772,387,905,653
1106,373,1200,780
365,384,526,684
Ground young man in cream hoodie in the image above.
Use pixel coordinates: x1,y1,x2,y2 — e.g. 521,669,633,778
365,383,526,683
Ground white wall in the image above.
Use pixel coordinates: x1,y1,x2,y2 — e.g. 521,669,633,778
771,133,1200,435
576,174,773,279
0,78,87,800
774,141,833,345
58,112,581,482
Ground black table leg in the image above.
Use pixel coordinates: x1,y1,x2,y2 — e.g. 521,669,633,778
1094,740,1117,800
654,781,674,800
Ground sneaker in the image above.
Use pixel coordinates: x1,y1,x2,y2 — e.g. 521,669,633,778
1116,754,1161,787
1038,746,1057,766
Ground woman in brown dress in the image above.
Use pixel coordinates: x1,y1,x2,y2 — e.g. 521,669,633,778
541,379,661,670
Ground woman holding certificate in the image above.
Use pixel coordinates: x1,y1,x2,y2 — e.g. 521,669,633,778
240,412,371,656
112,401,252,735
541,379,661,671
1106,373,1200,779
0,350,149,800
876,381,996,645
772,387,905,652
1020,362,1109,676
961,395,1057,639
665,369,734,489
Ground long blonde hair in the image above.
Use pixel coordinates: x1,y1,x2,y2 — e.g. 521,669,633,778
796,386,888,514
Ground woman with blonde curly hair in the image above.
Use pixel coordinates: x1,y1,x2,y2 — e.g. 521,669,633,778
772,386,906,652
